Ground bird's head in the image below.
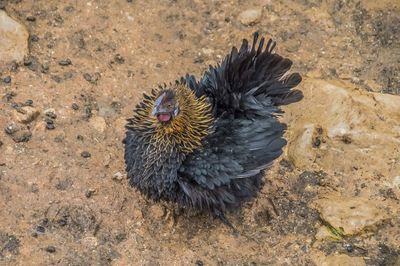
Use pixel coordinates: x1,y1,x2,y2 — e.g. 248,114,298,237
126,83,213,153
151,90,180,123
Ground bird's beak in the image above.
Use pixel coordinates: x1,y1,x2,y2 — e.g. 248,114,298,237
152,93,166,116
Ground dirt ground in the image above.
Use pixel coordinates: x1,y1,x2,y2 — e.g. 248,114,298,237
0,0,399,265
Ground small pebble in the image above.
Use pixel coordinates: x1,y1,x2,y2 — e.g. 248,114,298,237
46,123,55,130
313,138,321,148
36,225,45,233
26,16,36,22
59,59,72,66
71,103,79,110
24,99,33,106
345,243,354,253
45,118,54,124
112,172,124,181
63,72,73,79
51,75,62,83
81,151,91,158
45,246,56,253
5,123,18,135
41,63,49,73
4,91,16,101
23,56,33,66
30,35,39,42
114,54,125,64
45,110,57,119
85,188,96,198
238,9,262,26
64,5,75,12
31,183,39,193
84,106,92,118
195,260,204,266
57,218,67,226
10,61,19,72
54,135,64,142
83,73,92,81
115,233,127,242
342,135,352,144
3,76,11,84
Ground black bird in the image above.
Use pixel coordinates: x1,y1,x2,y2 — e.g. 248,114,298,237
123,32,302,223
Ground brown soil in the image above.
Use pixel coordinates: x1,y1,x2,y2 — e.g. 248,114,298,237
0,0,399,265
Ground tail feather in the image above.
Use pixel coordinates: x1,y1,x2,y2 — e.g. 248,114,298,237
191,32,302,115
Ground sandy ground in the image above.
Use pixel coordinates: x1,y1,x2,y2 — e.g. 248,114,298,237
0,0,399,265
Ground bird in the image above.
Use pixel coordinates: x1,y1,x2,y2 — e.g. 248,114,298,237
123,32,303,225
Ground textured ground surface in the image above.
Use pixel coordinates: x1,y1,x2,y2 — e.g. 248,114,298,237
0,0,399,265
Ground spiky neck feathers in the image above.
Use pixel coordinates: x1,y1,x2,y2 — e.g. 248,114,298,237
127,84,214,154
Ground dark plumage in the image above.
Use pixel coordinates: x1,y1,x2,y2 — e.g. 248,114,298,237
123,32,302,221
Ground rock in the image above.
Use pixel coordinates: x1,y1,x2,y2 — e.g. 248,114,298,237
55,178,73,191
71,103,79,110
313,194,388,235
44,109,57,119
0,232,20,257
0,10,29,63
238,9,262,26
3,76,11,83
81,151,91,158
285,39,301,53
10,129,32,142
393,176,400,189
13,106,40,124
98,103,116,118
58,59,72,66
112,172,124,182
85,188,96,198
283,79,400,177
4,122,32,142
90,116,107,133
312,252,365,266
45,246,56,253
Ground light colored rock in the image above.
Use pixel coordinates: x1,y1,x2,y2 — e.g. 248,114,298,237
90,116,107,133
313,195,388,235
312,251,366,266
238,9,262,26
393,176,400,189
98,105,116,118
283,79,400,178
0,10,29,63
112,172,124,181
13,106,40,124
